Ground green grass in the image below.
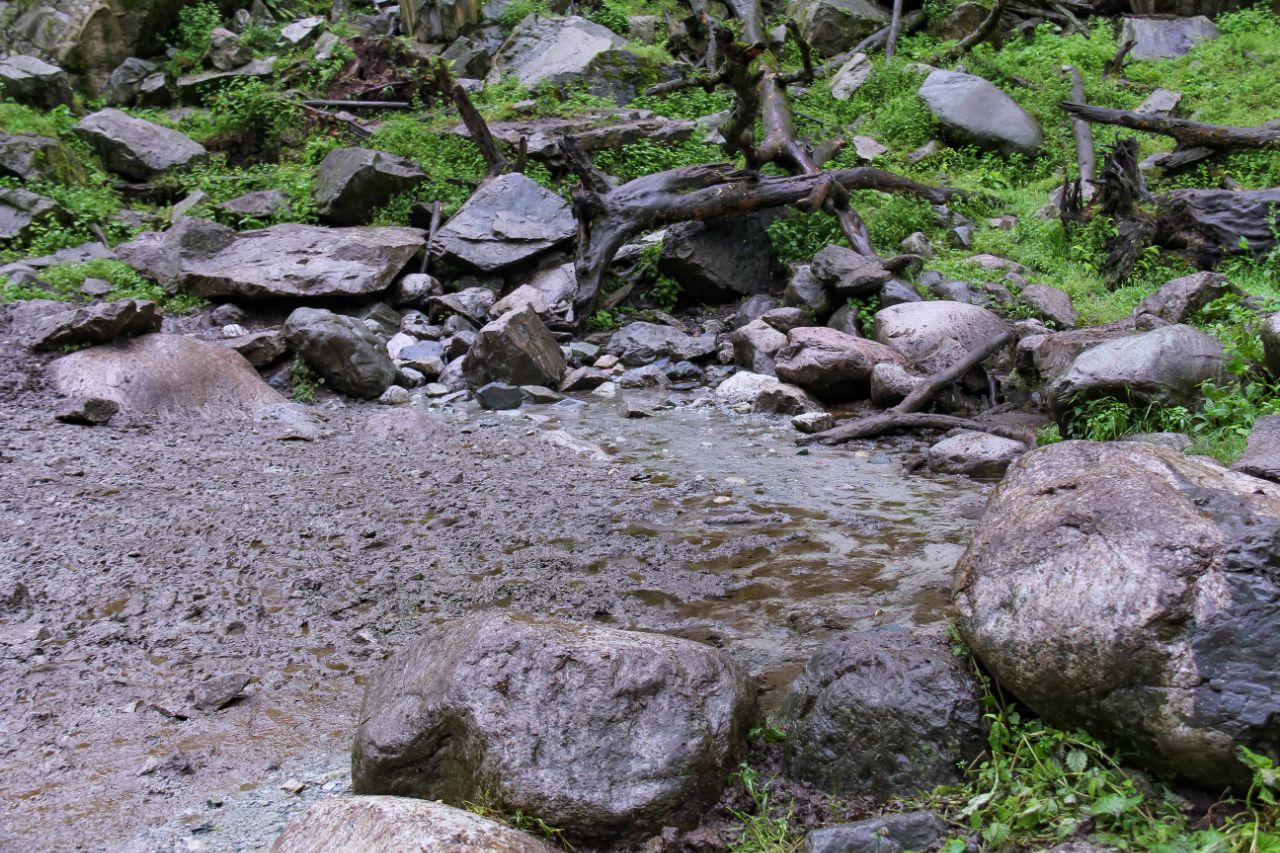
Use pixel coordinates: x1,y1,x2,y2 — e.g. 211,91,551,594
0,259,206,313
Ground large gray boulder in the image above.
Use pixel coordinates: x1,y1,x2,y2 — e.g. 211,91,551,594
271,796,555,853
50,334,282,418
873,300,1009,366
463,305,566,389
775,326,906,403
1120,15,1218,60
485,15,667,104
732,318,788,375
0,55,73,107
29,299,161,350
786,0,889,55
120,221,425,300
926,430,1026,478
0,133,81,184
0,188,62,242
1045,324,1226,418
1232,414,1280,485
956,440,1280,788
351,612,754,843
432,173,575,272
73,109,207,181
606,321,717,366
314,148,427,226
917,70,1043,157
1134,271,1231,326
284,307,397,400
104,57,159,105
658,211,786,303
714,371,822,415
781,631,986,797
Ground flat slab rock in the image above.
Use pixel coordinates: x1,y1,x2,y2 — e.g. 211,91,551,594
72,109,207,181
29,298,161,351
432,173,576,272
178,223,425,300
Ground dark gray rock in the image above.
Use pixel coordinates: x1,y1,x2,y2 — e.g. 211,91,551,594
658,211,785,303
216,189,291,220
314,148,427,226
926,430,1027,478
811,245,891,297
617,363,669,389
917,70,1043,157
284,307,397,400
1045,324,1226,418
606,322,717,367
351,612,754,843
804,811,948,853
786,0,888,55
190,672,249,711
0,134,80,183
463,305,566,389
775,326,906,403
1264,314,1280,378
441,33,497,79
222,329,288,368
1134,271,1230,325
763,307,812,334
956,440,1280,788
432,173,576,272
272,796,558,852
50,334,282,418
207,28,252,70
734,294,779,329
1120,15,1218,59
825,304,861,337
0,188,62,242
783,265,833,321
1020,283,1077,329
1232,414,1280,484
428,287,496,326
73,109,207,181
1160,189,1280,263
29,299,161,351
476,382,525,410
781,630,986,797
0,55,73,108
55,397,119,426
879,278,921,307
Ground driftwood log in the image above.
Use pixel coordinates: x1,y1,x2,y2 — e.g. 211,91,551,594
1060,102,1280,152
798,413,1035,446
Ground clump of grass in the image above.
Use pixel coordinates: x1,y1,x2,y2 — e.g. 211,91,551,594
1,259,206,313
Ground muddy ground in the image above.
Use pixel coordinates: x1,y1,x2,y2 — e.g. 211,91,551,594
0,306,986,851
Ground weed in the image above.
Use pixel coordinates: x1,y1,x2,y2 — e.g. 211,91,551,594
290,356,322,402
0,260,205,313
588,310,621,331
727,764,802,853
463,791,575,849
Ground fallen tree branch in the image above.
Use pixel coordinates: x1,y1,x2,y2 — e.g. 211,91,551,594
433,60,508,177
297,102,373,138
928,0,1009,64
1061,67,1095,190
884,0,906,63
1060,102,1280,151
418,200,443,275
797,412,1035,446
299,99,412,109
894,331,1013,414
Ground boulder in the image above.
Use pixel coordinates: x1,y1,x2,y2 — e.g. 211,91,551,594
271,796,556,853
29,299,161,351
926,430,1026,478
124,222,426,300
917,70,1043,157
775,327,905,403
0,55,73,107
55,396,119,426
658,211,785,303
441,33,497,79
1017,318,1137,383
0,188,62,242
206,28,252,70
879,278,921,307
280,15,325,45
786,0,889,55
1045,324,1226,418
734,294,780,329
804,811,948,853
781,631,986,797
1134,271,1230,325
1019,283,1077,329
463,305,566,389
222,329,288,368
810,245,891,297
956,440,1280,787
1158,189,1280,264
829,52,871,101
351,612,754,842
714,371,821,414
1263,314,1280,378
732,318,788,375
432,173,576,272
1231,414,1280,484
1120,15,1218,60
869,361,924,406
49,334,282,418
314,148,428,226
475,382,525,410
0,134,82,184
450,109,694,161
606,321,717,367
284,307,397,400
490,284,548,318
873,300,1009,366
524,263,578,311
400,0,484,44
783,264,833,321
73,109,207,181
216,189,291,220
485,15,669,104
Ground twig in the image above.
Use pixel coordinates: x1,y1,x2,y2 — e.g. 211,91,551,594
299,99,411,109
894,332,1012,414
419,200,443,276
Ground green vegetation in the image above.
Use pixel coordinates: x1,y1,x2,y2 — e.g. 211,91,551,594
463,790,576,849
289,355,322,403
727,763,802,853
0,259,206,312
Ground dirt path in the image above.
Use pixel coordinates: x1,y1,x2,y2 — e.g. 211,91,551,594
0,308,984,851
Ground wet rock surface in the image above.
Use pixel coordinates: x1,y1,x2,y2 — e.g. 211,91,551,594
72,109,207,181
917,70,1043,157
431,173,576,271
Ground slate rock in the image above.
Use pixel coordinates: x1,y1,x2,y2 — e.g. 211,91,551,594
191,672,250,711
314,147,427,226
432,173,576,272
0,55,73,108
0,188,62,242
30,299,162,351
73,109,207,181
1120,15,1218,60
658,210,785,303
463,305,566,388
917,70,1043,157
804,811,948,853
606,321,717,367
207,28,252,70
1134,271,1230,325
1019,283,1077,329
476,382,525,410
351,612,754,842
0,133,82,184
284,307,397,400
786,0,889,55
1232,414,1280,485
223,329,288,368
216,189,291,220
811,245,891,296
783,265,834,321
55,397,119,426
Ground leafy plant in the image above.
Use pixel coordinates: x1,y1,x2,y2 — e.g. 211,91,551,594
1,260,205,313
727,763,802,853
290,356,322,402
588,310,621,331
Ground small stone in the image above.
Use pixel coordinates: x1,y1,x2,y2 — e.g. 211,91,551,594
792,411,833,433
55,397,119,426
594,354,619,370
476,382,524,410
424,383,451,397
619,397,652,418
377,386,411,405
80,277,112,298
190,672,250,711
521,385,563,404
280,778,305,795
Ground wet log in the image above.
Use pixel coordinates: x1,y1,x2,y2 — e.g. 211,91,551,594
299,99,412,109
1060,102,1280,151
797,413,1036,446
1156,188,1280,266
434,61,508,178
894,331,1013,414
1061,66,1095,191
1094,138,1155,287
